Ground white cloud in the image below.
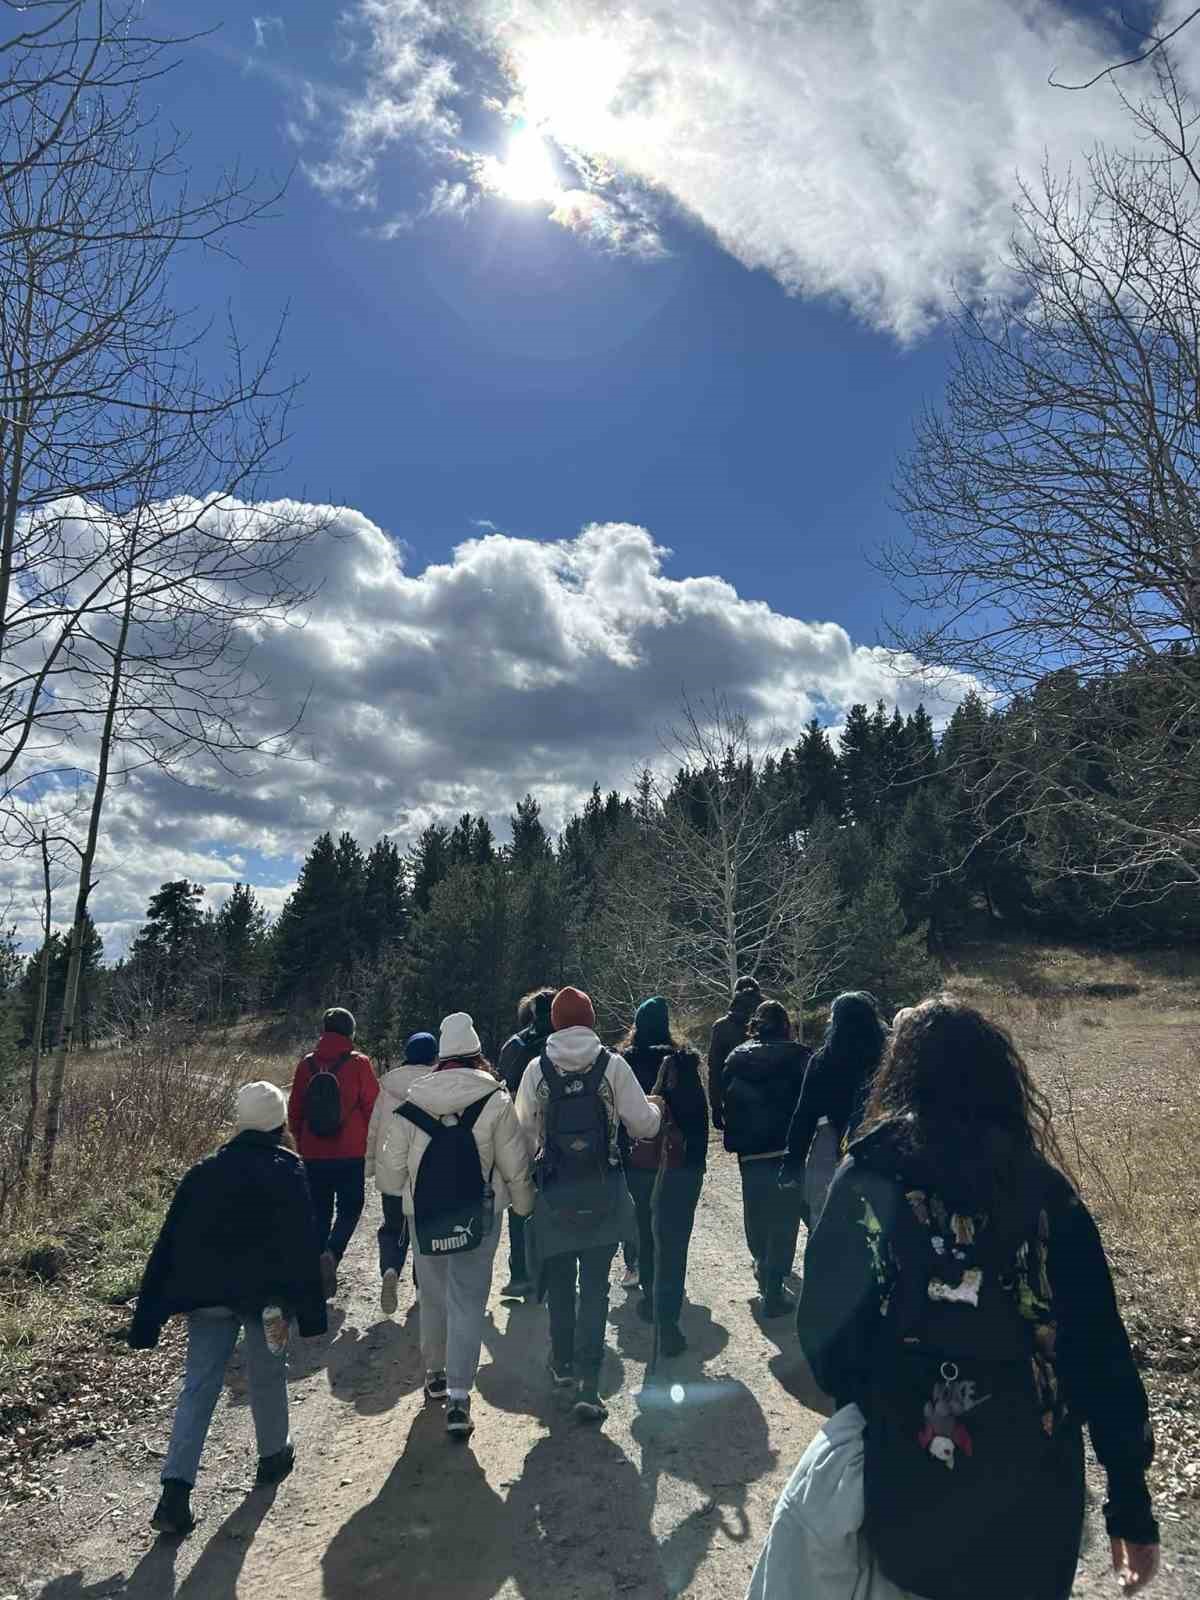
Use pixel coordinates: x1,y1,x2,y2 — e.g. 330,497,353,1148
307,0,1200,338
4,507,973,950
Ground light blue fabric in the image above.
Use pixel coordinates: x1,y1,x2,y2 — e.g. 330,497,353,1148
162,1308,289,1485
747,1405,919,1600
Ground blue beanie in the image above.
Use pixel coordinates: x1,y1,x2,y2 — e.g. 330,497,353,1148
634,996,671,1048
403,1031,437,1066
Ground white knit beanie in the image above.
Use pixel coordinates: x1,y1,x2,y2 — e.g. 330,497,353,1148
235,1080,288,1133
439,1012,482,1060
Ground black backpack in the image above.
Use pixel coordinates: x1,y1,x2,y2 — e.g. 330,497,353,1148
722,1069,774,1154
302,1050,351,1140
398,1091,499,1255
535,1051,617,1225
863,1169,1065,1600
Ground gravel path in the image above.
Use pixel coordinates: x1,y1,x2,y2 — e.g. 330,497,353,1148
5,1152,1198,1599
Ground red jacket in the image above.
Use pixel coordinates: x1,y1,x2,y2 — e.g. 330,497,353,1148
288,1033,380,1162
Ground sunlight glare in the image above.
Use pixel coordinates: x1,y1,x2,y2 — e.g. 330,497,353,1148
482,127,563,205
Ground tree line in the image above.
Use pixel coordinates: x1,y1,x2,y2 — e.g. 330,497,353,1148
11,662,1196,1071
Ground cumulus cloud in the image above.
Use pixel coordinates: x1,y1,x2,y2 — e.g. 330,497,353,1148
305,0,1200,338
7,509,973,950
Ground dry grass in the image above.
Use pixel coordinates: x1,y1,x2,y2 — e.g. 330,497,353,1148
0,1023,299,1381
954,941,1200,1322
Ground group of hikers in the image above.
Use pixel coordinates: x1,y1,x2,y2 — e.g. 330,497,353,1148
128,978,1161,1599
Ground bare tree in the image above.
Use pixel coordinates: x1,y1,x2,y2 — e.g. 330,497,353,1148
628,695,848,1011
883,57,1200,899
0,5,329,1186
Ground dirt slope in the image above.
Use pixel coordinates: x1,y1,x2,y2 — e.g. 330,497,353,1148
5,1154,1198,1600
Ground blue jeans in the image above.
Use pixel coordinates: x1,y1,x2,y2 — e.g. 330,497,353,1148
162,1309,289,1485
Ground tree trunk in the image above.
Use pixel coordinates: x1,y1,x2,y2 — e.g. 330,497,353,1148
19,829,52,1179
40,555,133,1195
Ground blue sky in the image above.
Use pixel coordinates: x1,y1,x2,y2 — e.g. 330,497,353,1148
28,0,1189,947
160,1,958,639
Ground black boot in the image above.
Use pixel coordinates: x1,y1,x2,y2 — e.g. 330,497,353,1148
255,1442,296,1486
760,1277,795,1319
151,1479,196,1536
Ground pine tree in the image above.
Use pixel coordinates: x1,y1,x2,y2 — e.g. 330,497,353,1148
889,787,969,947
362,838,408,959
842,873,941,1014
271,833,342,1004
509,794,552,868
213,883,270,1017
128,881,205,1011
839,703,881,829
409,823,451,913
794,719,843,826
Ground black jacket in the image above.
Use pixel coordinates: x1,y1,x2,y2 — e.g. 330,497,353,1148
624,1043,710,1172
798,1121,1157,1548
721,1037,810,1158
497,1024,549,1098
129,1130,328,1347
782,1041,877,1179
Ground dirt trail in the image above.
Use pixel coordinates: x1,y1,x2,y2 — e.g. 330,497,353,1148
6,1156,1198,1599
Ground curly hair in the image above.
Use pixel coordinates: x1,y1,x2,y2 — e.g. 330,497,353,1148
862,996,1068,1179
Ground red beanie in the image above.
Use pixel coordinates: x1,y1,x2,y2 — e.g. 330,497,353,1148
551,986,596,1031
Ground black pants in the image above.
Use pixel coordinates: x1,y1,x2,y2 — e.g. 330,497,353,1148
306,1157,366,1264
739,1157,803,1285
543,1242,618,1380
378,1192,412,1278
629,1167,703,1325
508,1210,528,1280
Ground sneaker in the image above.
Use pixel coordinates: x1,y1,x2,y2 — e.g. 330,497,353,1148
547,1357,575,1392
500,1276,534,1298
636,1295,654,1324
424,1370,449,1403
619,1264,640,1289
150,1479,196,1536
658,1323,688,1358
574,1382,608,1423
320,1251,338,1299
380,1268,399,1315
255,1442,295,1486
446,1398,474,1438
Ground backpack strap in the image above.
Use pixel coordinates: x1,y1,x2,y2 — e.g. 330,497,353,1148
583,1048,610,1093
458,1090,499,1132
539,1055,564,1097
398,1090,499,1140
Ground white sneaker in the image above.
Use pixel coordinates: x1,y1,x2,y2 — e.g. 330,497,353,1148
619,1265,640,1290
380,1269,399,1315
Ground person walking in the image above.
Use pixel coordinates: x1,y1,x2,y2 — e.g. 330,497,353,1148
287,1006,379,1299
496,987,555,1296
618,996,709,1357
707,975,761,1130
129,1082,327,1536
376,1012,533,1440
365,1029,437,1314
515,985,663,1422
762,998,1159,1600
781,990,889,1228
722,999,810,1317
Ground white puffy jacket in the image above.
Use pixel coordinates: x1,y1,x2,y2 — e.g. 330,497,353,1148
365,1063,429,1184
376,1066,535,1219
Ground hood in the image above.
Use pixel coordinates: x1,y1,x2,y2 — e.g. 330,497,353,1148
313,1031,357,1063
544,1025,606,1074
725,1038,807,1081
378,1064,422,1100
406,1067,502,1116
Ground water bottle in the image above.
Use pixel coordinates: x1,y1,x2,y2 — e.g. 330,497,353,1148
262,1305,289,1354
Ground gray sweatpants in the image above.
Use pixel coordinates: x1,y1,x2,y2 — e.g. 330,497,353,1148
416,1220,501,1399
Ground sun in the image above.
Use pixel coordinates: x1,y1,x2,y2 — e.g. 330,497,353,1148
479,126,563,206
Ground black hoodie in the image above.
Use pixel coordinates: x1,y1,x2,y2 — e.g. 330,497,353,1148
798,1119,1157,1550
